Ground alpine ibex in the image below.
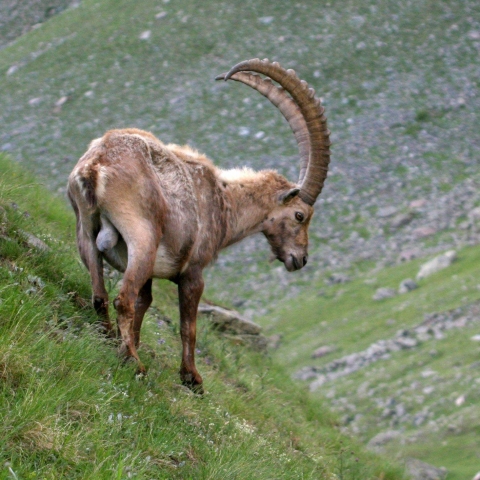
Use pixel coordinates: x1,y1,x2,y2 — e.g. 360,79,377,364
67,59,331,393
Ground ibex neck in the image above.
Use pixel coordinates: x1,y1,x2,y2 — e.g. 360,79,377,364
219,168,293,247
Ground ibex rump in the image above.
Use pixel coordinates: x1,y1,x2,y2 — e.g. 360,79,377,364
67,59,331,393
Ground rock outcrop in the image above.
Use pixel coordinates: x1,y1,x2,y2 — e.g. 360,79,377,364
405,458,447,480
198,304,267,351
416,250,457,280
295,301,480,390
367,430,402,452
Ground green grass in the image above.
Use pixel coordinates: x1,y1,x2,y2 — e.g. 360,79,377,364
0,153,405,479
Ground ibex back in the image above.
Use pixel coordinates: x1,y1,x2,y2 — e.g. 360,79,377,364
67,59,331,393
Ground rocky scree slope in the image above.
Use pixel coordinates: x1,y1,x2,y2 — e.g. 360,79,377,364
0,0,80,50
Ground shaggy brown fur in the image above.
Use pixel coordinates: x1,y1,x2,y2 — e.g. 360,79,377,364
68,127,314,392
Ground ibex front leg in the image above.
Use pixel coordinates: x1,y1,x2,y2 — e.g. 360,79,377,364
133,278,153,348
90,252,114,337
178,268,204,393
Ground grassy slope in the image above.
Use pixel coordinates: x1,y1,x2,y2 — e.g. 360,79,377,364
262,246,480,478
0,153,404,478
0,0,76,50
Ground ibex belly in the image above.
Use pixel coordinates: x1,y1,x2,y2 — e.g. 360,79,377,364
102,240,179,279
152,244,178,278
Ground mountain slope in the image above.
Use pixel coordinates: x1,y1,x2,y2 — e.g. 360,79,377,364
0,0,479,314
262,245,480,479
1,0,480,477
0,0,78,50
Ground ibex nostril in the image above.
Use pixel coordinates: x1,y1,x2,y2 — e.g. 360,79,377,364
303,256,308,266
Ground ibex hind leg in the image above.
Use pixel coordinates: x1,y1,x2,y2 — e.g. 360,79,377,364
73,207,114,336
113,231,158,375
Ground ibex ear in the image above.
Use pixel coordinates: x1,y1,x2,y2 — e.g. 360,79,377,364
278,188,300,205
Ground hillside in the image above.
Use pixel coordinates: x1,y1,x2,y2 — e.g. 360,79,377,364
0,0,479,478
263,243,480,479
0,153,404,479
0,0,79,50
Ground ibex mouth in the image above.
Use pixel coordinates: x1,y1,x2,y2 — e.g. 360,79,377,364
282,254,300,272
286,254,308,272
291,254,302,271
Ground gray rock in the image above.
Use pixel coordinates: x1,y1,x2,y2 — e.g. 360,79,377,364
409,198,427,209
293,366,320,381
413,226,437,238
405,458,447,480
198,304,268,351
55,95,69,107
398,248,421,263
373,287,397,300
416,250,457,280
309,374,327,391
6,65,19,76
28,97,42,106
21,230,50,252
325,273,350,285
27,275,45,288
312,345,336,358
399,278,418,294
138,30,151,40
367,430,402,451
390,211,414,230
395,403,406,418
377,206,398,218
395,336,418,349
198,304,262,335
300,301,480,388
413,410,430,426
258,15,274,24
1,142,14,151
222,333,268,352
468,206,480,221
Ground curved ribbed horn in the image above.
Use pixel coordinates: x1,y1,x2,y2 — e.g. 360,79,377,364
215,71,310,181
216,58,331,206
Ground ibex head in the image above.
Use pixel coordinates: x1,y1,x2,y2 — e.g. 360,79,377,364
217,59,331,272
260,188,312,271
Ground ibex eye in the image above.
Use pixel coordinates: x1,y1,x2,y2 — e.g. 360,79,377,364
295,212,304,222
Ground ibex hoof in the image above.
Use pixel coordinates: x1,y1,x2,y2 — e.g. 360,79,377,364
104,326,117,339
183,381,204,395
181,373,204,395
